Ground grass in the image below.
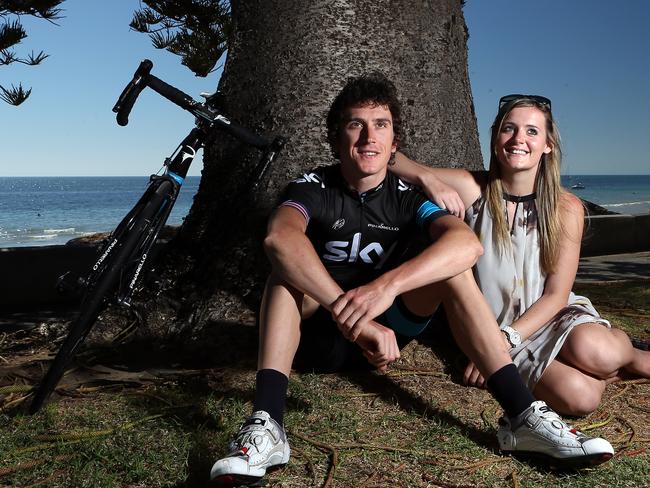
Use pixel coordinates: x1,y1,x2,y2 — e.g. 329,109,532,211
1,281,649,487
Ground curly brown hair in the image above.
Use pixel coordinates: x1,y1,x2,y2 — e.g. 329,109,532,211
326,73,404,159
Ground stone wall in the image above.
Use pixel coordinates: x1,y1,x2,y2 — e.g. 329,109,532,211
582,214,650,257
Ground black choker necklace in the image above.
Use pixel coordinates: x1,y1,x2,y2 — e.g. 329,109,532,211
503,192,536,202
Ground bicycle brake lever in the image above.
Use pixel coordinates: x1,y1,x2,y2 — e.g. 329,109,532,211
200,90,222,109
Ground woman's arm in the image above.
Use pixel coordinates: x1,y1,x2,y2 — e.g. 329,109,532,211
508,192,584,340
392,152,483,219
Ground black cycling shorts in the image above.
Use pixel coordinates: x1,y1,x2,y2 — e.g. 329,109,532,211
294,297,434,373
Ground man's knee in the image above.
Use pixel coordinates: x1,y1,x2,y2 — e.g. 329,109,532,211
400,269,477,318
438,269,479,302
400,283,442,317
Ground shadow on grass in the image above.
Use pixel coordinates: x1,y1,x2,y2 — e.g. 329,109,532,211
341,366,497,456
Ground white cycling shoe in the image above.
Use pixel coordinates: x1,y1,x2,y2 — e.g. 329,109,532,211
210,410,290,486
498,401,614,468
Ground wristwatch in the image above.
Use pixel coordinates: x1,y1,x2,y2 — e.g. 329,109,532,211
500,325,522,348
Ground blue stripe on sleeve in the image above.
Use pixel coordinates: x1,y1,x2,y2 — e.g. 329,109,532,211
416,201,446,228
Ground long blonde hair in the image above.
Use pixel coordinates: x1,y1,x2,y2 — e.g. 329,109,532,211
484,98,563,274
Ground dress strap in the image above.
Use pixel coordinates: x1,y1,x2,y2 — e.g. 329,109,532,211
503,192,535,235
503,192,536,202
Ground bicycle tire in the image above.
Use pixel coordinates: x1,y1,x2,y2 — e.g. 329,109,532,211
29,180,175,414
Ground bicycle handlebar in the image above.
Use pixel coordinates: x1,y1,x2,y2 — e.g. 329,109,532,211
112,59,153,126
208,113,271,149
112,59,273,150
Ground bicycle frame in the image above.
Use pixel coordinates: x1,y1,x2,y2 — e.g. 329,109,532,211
29,59,286,415
97,59,286,307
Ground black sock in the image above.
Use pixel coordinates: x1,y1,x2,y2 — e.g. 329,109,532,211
253,368,289,426
486,363,536,418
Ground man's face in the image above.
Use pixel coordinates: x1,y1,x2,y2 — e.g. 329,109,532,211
337,103,397,181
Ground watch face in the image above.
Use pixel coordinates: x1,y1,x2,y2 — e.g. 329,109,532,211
503,326,521,346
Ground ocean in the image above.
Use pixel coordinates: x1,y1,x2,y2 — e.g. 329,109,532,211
0,176,200,248
1,175,649,248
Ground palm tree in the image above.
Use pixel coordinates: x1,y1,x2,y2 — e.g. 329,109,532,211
0,0,64,105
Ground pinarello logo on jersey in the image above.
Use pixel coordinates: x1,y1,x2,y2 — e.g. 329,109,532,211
367,223,399,232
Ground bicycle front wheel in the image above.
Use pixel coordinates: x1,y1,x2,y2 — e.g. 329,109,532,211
29,180,176,414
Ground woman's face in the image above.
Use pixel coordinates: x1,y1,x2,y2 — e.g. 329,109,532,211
494,106,552,176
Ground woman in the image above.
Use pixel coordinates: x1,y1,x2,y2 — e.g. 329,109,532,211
391,94,650,416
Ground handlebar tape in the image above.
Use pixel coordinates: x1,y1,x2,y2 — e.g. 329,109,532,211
212,115,271,149
147,75,196,112
112,59,153,126
113,59,275,150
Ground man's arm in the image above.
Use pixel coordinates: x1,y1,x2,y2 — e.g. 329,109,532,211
332,214,483,340
265,205,400,369
264,205,343,309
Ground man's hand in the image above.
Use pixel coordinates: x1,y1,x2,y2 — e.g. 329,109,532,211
331,282,396,341
355,321,400,372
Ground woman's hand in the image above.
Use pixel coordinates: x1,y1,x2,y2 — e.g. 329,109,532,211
463,360,486,388
421,173,466,219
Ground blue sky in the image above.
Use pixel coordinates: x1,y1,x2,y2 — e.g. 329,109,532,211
2,0,648,176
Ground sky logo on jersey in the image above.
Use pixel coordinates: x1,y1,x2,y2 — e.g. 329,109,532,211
323,232,397,268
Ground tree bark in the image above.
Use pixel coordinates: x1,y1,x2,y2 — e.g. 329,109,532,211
129,0,482,350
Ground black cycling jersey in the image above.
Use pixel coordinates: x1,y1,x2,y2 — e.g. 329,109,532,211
279,164,448,289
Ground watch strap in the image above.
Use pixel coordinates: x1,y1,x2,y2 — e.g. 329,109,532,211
500,325,521,347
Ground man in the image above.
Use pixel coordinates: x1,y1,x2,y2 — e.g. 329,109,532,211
210,74,613,486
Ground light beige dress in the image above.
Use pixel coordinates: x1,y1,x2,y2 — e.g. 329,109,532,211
465,195,610,390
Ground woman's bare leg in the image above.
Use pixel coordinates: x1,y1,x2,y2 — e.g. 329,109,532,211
534,359,605,416
559,324,650,380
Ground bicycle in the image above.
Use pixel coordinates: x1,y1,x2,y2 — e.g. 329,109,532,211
29,59,286,414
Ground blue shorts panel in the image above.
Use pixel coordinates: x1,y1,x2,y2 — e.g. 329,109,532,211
382,296,433,337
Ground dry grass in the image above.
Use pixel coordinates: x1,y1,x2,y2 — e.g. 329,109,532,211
1,281,649,487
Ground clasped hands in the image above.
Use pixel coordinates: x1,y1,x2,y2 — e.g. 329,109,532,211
330,283,400,372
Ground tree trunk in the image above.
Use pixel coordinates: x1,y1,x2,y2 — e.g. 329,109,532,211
126,0,482,353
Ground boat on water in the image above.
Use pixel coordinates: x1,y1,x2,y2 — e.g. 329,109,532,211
571,182,586,190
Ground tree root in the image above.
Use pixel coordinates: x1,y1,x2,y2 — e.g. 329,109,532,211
291,428,507,487
509,470,519,488
613,415,637,452
575,412,614,431
421,473,478,488
0,384,33,394
290,430,338,488
0,454,72,478
444,456,509,473
387,367,447,378
11,410,184,454
291,446,318,486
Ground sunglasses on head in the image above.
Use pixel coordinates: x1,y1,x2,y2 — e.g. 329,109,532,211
499,94,552,110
